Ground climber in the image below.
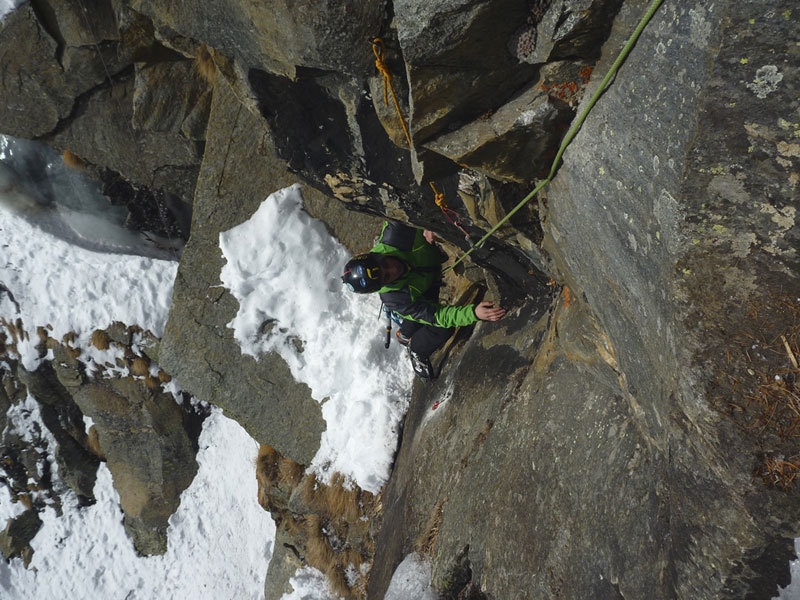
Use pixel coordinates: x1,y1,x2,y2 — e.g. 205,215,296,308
341,220,506,379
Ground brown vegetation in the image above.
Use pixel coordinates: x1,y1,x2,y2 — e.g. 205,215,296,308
754,453,800,490
712,295,800,489
194,44,217,85
1,317,28,345
129,356,151,377
62,149,87,171
416,499,444,556
278,455,304,487
90,329,111,350
86,425,106,460
304,512,366,599
256,447,374,599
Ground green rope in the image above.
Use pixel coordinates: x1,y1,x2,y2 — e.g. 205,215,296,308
447,0,665,272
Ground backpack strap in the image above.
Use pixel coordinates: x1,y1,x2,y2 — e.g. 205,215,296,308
379,221,417,252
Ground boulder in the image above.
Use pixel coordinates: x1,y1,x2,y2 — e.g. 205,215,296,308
157,74,374,465
0,0,131,140
69,376,203,555
424,64,579,183
0,509,42,565
17,363,100,503
0,4,80,139
393,0,539,143
371,0,800,599
48,72,202,200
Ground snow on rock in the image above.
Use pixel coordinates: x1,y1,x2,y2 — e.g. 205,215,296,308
384,552,437,600
219,184,414,493
0,207,177,371
281,566,343,600
0,408,274,599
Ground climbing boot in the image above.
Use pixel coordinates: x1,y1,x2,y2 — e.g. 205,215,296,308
408,349,435,380
396,330,411,347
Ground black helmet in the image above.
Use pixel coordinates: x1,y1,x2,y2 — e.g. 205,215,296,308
342,253,383,293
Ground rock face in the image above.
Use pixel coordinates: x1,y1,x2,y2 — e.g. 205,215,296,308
1,0,799,598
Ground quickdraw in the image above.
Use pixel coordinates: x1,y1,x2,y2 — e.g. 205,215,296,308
446,0,666,272
371,0,666,273
430,182,472,245
372,37,472,243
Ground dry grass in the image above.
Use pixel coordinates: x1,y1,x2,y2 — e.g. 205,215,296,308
304,514,335,566
129,356,151,377
713,296,800,489
726,298,800,442
258,454,373,598
86,425,106,460
304,514,362,599
194,44,217,84
324,472,362,524
297,471,366,524
256,446,308,510
416,499,444,556
17,493,33,510
282,514,306,538
90,329,111,350
325,566,349,599
62,149,87,171
278,456,304,487
2,317,28,345
755,454,800,489
157,370,172,383
297,472,321,509
289,472,374,598
60,331,82,359
257,445,281,487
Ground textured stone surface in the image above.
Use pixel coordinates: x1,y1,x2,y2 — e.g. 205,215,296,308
0,509,42,564
18,364,100,503
69,376,203,555
157,76,328,465
1,0,799,597
130,0,386,79
0,5,78,138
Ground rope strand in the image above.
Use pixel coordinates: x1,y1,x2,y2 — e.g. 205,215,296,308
445,0,666,272
372,38,473,243
372,38,413,149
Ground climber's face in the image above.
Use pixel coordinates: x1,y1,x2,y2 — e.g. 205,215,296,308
379,256,406,284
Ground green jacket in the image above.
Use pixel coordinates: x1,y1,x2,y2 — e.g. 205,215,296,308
372,221,477,328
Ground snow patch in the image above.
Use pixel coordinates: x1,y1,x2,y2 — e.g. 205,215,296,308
219,185,413,493
384,553,437,600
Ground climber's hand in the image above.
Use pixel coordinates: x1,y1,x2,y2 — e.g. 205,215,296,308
474,301,506,321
